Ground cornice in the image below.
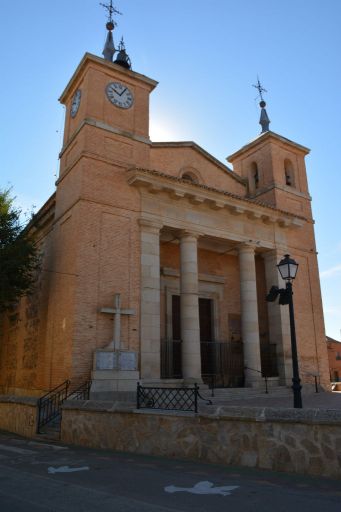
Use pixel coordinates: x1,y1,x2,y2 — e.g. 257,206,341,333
227,130,310,162
127,167,307,230
59,52,158,103
59,117,151,159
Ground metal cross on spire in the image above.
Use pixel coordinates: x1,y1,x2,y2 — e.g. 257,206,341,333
252,77,270,133
100,0,122,28
100,1,122,61
253,77,267,102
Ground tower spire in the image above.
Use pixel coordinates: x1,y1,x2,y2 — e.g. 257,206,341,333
100,1,122,62
253,77,270,133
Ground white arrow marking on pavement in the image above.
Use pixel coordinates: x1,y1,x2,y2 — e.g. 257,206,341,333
48,466,89,474
165,481,239,496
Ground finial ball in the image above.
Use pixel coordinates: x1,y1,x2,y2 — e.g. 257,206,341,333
259,100,266,108
106,21,114,30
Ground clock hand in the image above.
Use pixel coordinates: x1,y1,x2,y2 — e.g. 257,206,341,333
117,87,127,97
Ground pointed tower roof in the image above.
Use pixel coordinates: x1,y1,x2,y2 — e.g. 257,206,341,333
102,29,116,61
259,99,270,133
100,1,122,62
253,78,270,133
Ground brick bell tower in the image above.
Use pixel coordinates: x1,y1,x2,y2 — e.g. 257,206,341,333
47,5,158,396
227,81,327,388
227,86,312,221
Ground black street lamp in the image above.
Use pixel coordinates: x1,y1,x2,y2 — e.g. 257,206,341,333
266,254,302,408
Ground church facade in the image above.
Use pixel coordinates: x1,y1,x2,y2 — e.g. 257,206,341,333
0,46,329,397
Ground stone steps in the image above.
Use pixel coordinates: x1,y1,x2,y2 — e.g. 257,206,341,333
199,386,291,401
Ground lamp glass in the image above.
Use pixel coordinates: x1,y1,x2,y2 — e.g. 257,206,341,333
277,254,298,281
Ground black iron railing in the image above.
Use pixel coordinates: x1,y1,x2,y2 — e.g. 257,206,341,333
136,383,212,413
161,340,246,388
37,379,92,433
161,339,182,379
67,380,92,400
260,343,278,377
200,341,245,388
37,380,70,433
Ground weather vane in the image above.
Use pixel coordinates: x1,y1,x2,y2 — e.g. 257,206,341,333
100,0,122,28
252,77,270,133
253,77,267,102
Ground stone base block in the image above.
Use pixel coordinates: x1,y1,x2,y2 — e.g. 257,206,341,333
90,390,137,402
90,370,140,401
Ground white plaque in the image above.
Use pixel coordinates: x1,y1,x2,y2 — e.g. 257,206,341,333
119,352,137,371
95,351,118,370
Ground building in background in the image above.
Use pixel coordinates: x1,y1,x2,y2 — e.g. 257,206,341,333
327,336,341,382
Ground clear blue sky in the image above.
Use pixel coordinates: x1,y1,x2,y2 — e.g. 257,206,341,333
1,0,340,340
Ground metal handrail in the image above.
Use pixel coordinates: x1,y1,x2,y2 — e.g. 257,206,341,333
37,379,70,433
67,380,92,400
38,379,71,402
37,379,92,433
244,366,269,394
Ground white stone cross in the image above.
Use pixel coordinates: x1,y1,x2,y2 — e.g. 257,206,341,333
100,294,135,350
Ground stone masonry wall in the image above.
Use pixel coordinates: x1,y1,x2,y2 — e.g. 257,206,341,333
61,401,341,479
0,396,37,437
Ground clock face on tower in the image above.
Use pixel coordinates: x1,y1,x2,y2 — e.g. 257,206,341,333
106,82,134,109
70,89,81,118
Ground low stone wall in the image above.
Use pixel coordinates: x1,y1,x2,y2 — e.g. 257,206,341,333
0,396,38,437
61,401,341,479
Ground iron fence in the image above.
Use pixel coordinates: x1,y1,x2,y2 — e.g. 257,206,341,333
136,383,211,413
161,339,182,379
260,343,278,377
200,341,245,388
161,340,278,389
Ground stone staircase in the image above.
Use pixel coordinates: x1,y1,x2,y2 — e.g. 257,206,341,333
199,385,292,404
35,416,61,441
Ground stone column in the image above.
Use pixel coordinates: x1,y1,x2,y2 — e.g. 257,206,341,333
179,231,202,383
238,243,262,386
263,250,292,385
139,219,162,380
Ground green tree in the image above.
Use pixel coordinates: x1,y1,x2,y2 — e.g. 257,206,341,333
0,189,40,312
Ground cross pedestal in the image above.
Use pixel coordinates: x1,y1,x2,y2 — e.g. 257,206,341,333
91,294,139,401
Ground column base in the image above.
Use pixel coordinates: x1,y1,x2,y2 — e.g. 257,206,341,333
244,371,264,388
182,377,207,388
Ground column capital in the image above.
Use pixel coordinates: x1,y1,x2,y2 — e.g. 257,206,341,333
178,229,202,240
139,218,163,232
262,248,288,264
262,249,278,264
238,242,257,254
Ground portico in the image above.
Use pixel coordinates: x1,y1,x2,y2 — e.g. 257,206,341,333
133,163,301,388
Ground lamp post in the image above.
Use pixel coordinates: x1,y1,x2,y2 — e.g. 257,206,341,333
277,254,302,408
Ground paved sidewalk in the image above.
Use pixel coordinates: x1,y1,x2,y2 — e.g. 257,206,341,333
1,430,341,511
200,389,341,411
